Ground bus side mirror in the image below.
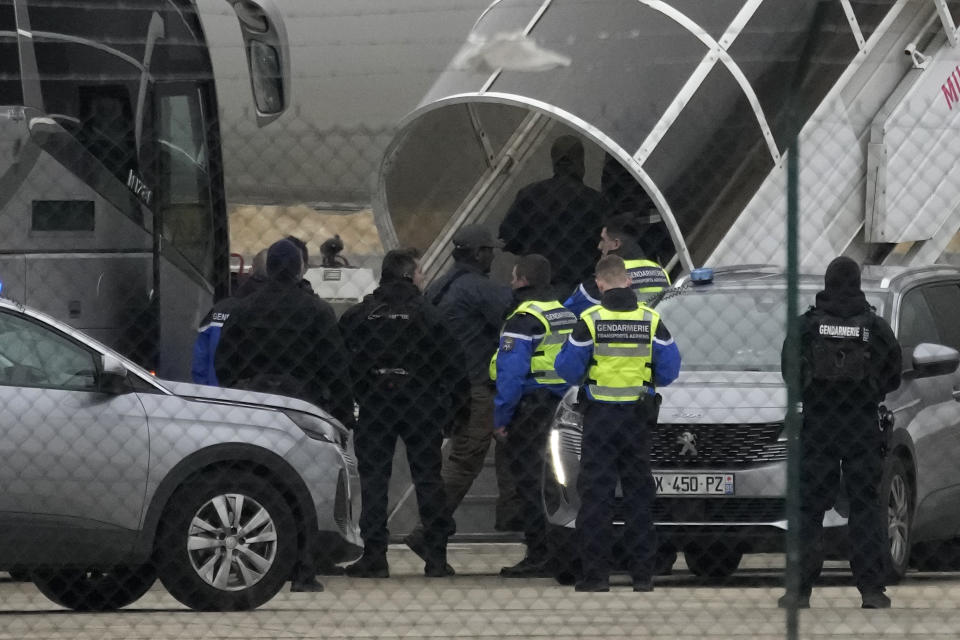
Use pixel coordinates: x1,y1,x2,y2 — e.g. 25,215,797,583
226,0,291,126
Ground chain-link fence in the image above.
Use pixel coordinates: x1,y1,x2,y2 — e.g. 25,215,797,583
5,0,960,638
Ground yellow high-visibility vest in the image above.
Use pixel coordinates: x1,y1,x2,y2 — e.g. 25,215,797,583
624,259,670,297
490,300,577,385
582,303,659,402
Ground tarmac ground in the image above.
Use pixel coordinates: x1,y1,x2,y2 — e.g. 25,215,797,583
1,543,959,640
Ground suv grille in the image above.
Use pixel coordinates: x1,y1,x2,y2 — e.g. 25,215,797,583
652,423,785,468
614,498,785,523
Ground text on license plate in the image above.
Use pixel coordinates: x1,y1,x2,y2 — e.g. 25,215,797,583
654,473,734,495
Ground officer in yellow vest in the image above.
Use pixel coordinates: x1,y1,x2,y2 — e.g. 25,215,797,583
556,255,681,592
564,213,670,316
491,254,578,577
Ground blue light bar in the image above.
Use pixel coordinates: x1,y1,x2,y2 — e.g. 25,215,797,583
690,267,714,284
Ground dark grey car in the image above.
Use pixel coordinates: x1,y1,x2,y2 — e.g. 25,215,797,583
544,265,960,580
0,297,361,610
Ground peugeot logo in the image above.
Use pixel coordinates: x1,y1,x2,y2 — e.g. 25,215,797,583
677,432,698,457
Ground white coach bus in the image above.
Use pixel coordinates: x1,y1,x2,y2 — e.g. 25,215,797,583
0,0,288,379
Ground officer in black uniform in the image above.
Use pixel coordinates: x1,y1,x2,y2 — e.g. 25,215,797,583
339,249,470,578
779,256,901,609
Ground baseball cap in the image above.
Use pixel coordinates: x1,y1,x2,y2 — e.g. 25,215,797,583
452,224,503,249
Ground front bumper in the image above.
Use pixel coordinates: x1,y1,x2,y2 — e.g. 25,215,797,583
543,424,849,550
286,436,362,563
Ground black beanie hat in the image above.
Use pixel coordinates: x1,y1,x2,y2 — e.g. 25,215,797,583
267,239,303,283
824,256,861,293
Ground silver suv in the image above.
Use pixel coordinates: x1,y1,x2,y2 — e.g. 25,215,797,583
544,264,960,580
0,297,361,610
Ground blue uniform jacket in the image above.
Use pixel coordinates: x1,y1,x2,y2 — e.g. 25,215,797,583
563,281,602,317
191,298,240,386
555,287,681,401
493,288,571,428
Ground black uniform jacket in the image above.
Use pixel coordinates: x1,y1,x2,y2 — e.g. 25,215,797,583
339,280,471,433
785,288,901,415
215,277,355,427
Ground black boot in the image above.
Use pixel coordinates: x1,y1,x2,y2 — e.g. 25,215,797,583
405,532,455,576
345,553,389,578
574,576,610,592
500,556,553,578
289,562,325,592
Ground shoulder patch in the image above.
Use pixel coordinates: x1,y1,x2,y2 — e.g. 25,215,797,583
501,336,515,352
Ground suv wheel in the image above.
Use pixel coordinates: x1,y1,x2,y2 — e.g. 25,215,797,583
885,457,913,580
31,565,156,611
155,470,297,611
684,543,743,578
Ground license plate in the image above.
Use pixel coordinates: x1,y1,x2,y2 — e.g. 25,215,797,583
654,473,734,495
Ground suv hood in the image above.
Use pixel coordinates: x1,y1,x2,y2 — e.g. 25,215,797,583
161,380,343,424
659,371,787,424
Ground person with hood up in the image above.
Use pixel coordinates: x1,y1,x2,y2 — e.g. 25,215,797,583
215,238,354,592
499,135,606,291
338,249,469,578
564,213,670,317
490,254,577,577
779,256,901,610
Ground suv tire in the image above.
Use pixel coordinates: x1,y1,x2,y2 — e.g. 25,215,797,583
884,456,913,581
31,564,156,611
155,469,297,611
684,543,742,578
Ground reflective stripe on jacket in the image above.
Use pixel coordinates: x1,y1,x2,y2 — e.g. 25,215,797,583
490,300,577,385
624,259,670,295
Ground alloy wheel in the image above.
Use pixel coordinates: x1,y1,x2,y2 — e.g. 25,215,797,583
888,473,910,569
187,493,278,591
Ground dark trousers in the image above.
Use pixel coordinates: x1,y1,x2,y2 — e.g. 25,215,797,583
577,399,657,581
355,407,450,563
797,410,887,593
504,389,558,560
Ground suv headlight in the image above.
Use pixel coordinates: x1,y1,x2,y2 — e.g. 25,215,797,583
549,429,567,486
284,410,348,447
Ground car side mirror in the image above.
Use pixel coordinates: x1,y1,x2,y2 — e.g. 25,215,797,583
99,354,131,394
226,0,290,126
911,343,960,379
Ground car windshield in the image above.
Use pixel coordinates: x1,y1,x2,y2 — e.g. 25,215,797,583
654,286,885,372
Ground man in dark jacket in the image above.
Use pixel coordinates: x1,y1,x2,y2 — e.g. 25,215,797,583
216,239,354,426
339,249,469,578
779,256,902,610
499,135,605,290
403,225,517,559
215,239,354,593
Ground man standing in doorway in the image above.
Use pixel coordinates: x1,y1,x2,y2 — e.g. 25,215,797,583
499,135,605,291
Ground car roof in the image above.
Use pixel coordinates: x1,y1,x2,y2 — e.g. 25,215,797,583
676,264,960,295
0,296,166,390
